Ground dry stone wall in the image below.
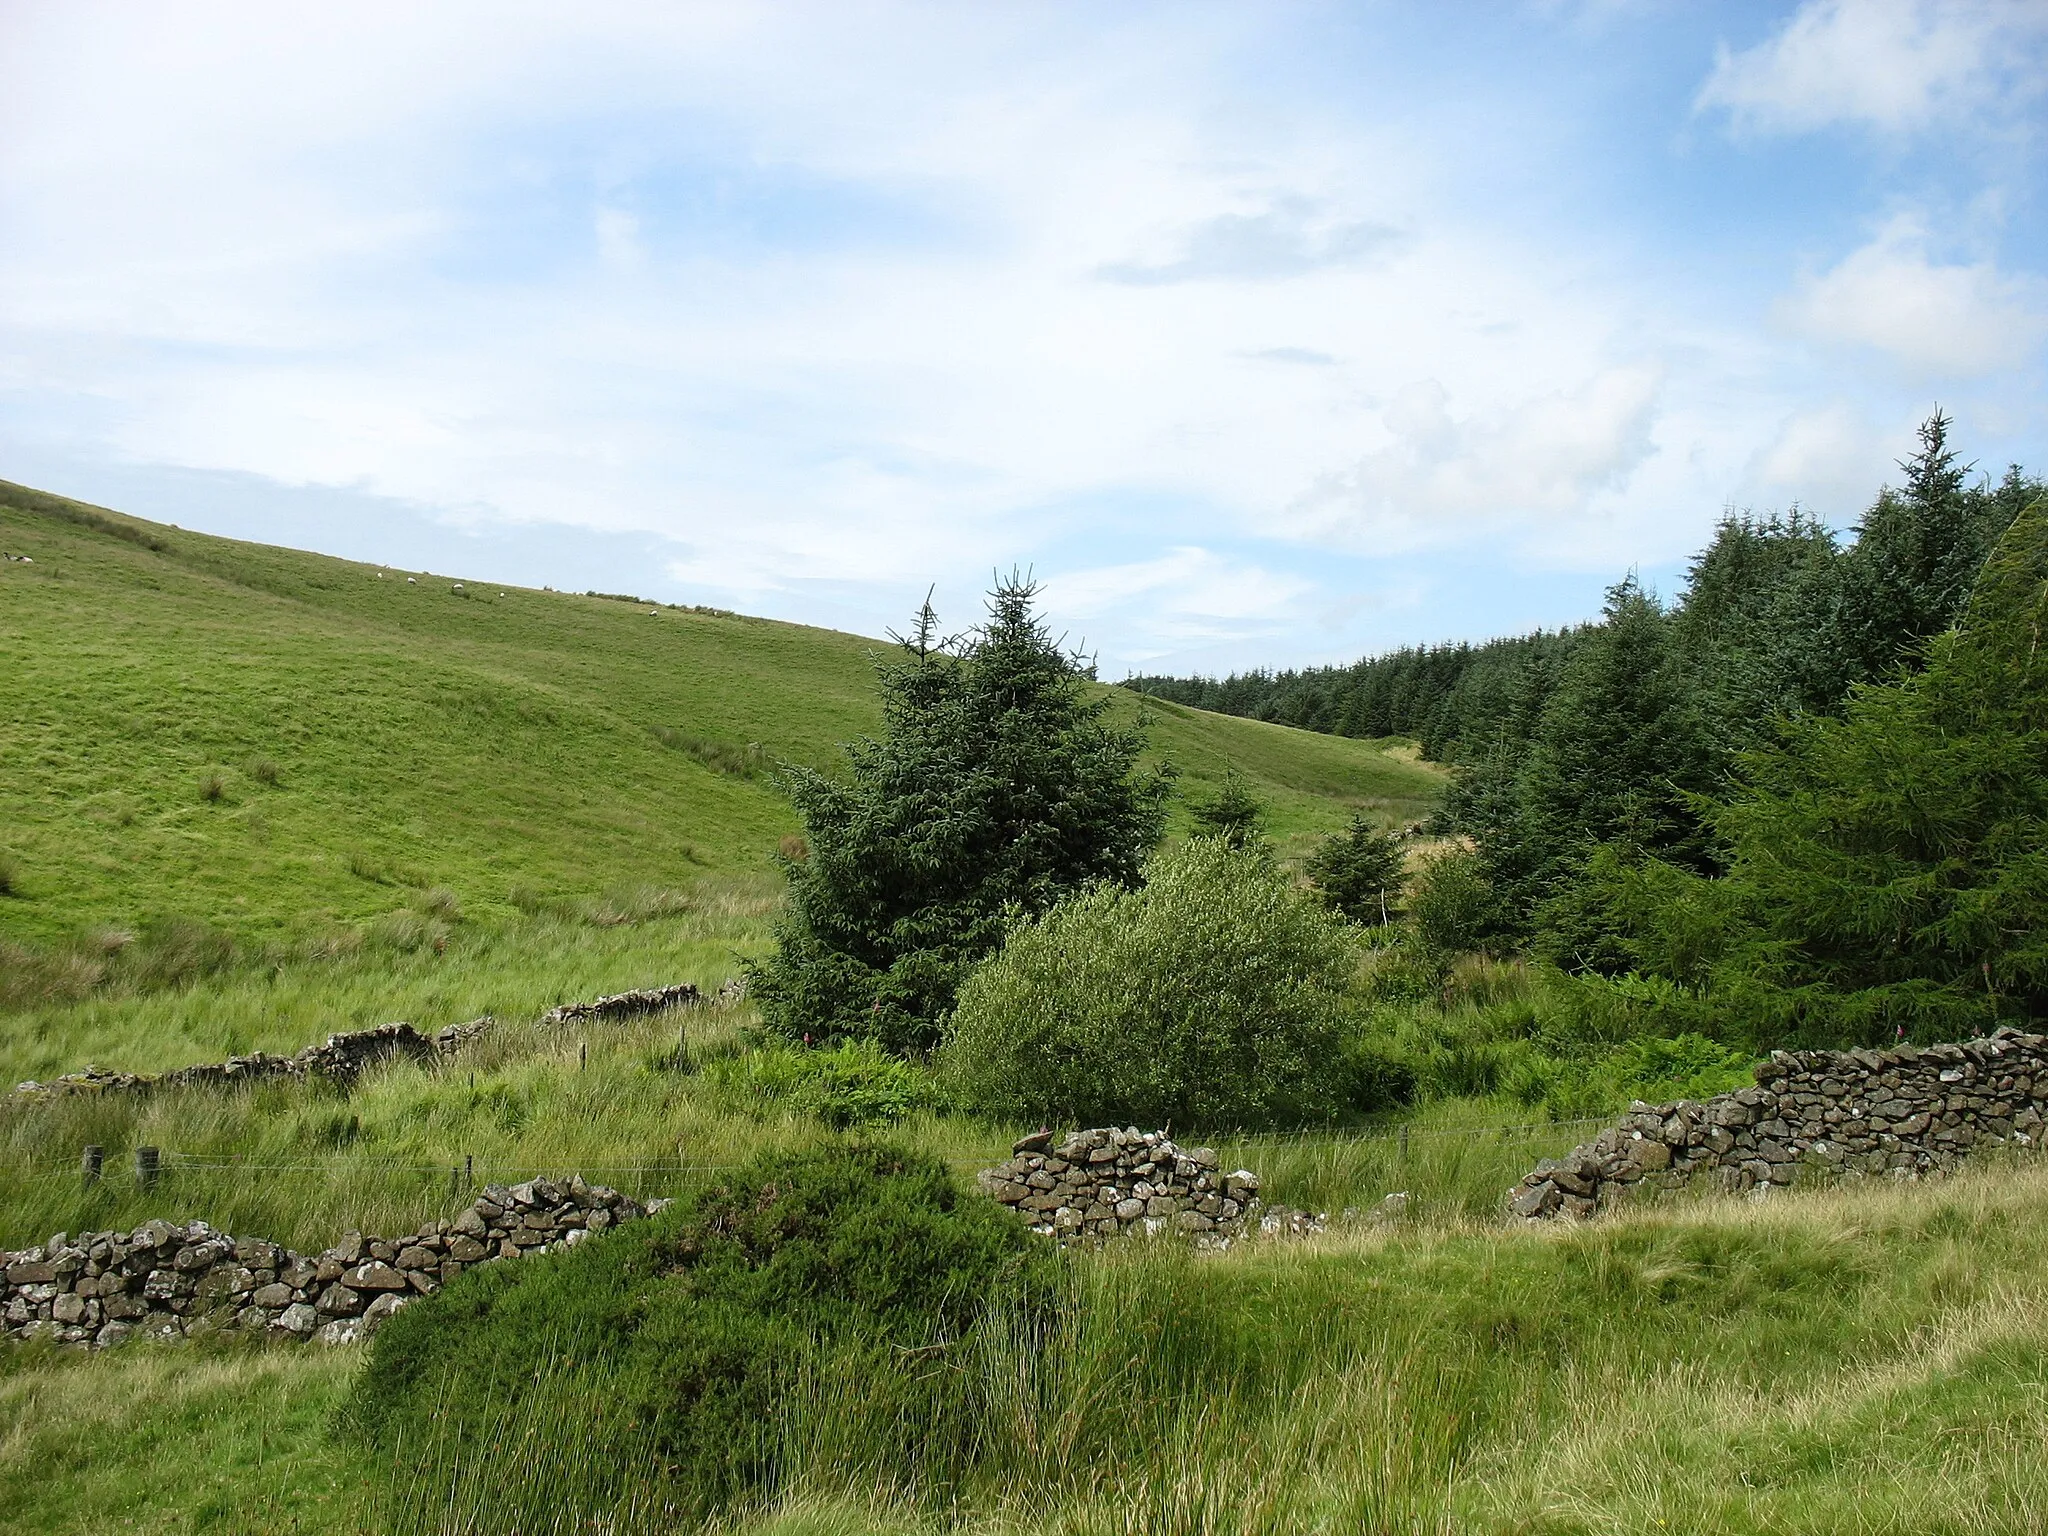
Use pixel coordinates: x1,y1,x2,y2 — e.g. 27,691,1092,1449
542,983,703,1026
11,1019,492,1102
1,1175,652,1349
1509,1026,2048,1220
978,1127,1262,1242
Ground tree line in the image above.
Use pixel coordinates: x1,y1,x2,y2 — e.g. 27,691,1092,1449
1137,412,2047,1044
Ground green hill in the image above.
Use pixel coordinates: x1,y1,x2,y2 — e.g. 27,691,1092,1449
0,479,1442,950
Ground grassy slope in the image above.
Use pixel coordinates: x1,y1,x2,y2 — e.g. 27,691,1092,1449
0,480,1440,947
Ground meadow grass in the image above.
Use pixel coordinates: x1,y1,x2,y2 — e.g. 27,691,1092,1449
16,1157,2027,1536
0,482,1440,952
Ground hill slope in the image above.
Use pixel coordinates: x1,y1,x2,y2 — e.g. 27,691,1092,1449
0,480,1442,947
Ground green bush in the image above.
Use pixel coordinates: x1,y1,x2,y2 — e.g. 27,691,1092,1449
940,838,1359,1129
353,1143,1046,1526
1406,846,1503,954
708,1039,942,1127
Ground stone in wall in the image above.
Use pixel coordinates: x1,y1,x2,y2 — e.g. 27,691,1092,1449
978,1127,1263,1244
11,1018,494,1102
1508,1026,2048,1221
0,1175,648,1349
542,983,702,1026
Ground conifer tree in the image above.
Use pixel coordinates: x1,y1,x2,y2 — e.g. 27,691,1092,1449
1698,495,2048,1042
1304,814,1406,924
748,577,1172,1052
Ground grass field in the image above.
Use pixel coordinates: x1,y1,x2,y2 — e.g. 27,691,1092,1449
4,480,2045,1535
0,480,1440,954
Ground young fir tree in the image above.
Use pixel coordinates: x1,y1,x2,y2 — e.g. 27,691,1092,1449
1304,814,1406,925
1188,771,1268,851
747,578,1172,1052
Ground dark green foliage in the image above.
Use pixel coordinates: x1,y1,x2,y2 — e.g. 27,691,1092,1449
941,838,1360,1128
1128,625,1594,763
748,578,1171,1051
1701,496,2048,1043
1304,813,1406,924
1188,770,1267,850
1139,416,2041,987
353,1143,1046,1525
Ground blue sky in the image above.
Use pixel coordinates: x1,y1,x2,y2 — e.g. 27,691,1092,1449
3,0,2045,676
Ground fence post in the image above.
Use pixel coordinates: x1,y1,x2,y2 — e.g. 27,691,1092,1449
1398,1124,1409,1169
81,1145,103,1189
579,1040,587,1072
465,1153,474,1191
135,1145,160,1193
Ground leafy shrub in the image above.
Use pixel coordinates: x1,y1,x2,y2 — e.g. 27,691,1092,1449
1304,814,1406,923
940,838,1359,1129
751,579,1170,1052
353,1143,1047,1526
1503,1031,1754,1119
709,1040,941,1127
1406,847,1503,954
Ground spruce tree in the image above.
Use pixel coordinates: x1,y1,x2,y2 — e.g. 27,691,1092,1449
748,578,1172,1052
1304,814,1406,924
1693,495,2048,1043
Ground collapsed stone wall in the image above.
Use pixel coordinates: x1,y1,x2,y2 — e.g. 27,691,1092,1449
0,1175,653,1349
978,1127,1262,1242
11,1019,493,1102
541,982,702,1026
1509,1025,2048,1220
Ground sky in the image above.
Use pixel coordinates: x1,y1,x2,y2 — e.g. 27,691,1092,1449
3,0,2045,678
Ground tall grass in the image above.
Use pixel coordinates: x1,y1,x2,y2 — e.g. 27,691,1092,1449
361,1157,2048,1536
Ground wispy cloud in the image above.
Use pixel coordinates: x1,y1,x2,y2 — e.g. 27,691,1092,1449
1696,0,2048,136
1099,197,1404,285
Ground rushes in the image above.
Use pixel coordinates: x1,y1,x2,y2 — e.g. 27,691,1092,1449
649,724,775,779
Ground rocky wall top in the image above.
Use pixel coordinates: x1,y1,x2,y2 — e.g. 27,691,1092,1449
1509,1026,2048,1220
979,1127,1263,1243
1,1175,653,1349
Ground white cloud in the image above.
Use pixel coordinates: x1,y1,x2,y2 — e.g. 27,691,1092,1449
1099,197,1404,285
1696,0,2048,136
1040,548,1318,655
1288,365,1665,554
1779,218,2048,376
1741,403,1889,516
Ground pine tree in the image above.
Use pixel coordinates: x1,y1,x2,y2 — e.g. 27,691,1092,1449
748,577,1172,1052
1304,814,1407,924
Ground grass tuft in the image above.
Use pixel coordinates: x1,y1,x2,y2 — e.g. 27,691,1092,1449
196,768,227,803
0,851,19,899
649,723,777,779
243,755,280,785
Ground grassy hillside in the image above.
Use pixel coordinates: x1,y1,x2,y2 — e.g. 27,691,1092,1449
0,480,1441,952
